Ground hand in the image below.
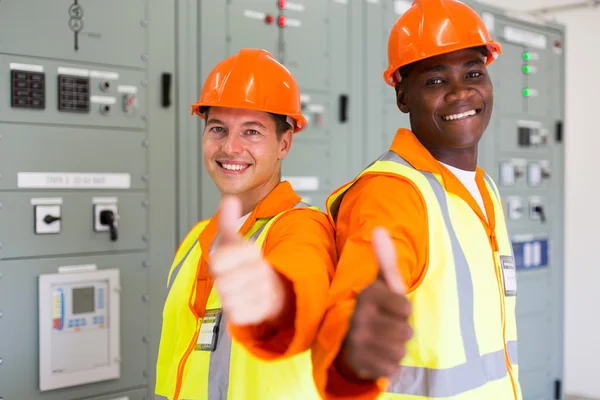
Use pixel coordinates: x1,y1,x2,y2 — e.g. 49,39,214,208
209,196,287,326
334,227,414,382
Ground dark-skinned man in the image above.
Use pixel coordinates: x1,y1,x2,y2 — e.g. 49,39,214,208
311,0,523,399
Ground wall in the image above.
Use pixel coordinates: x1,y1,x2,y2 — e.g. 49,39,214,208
477,1,600,398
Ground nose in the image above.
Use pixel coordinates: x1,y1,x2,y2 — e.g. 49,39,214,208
444,81,473,103
221,132,243,155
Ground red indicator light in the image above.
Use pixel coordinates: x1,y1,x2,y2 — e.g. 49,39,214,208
554,40,562,48
278,15,286,27
265,14,274,24
279,0,286,9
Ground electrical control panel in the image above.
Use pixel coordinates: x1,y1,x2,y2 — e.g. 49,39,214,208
38,268,120,392
11,67,46,109
58,73,91,113
0,1,565,400
0,1,176,400
471,3,566,400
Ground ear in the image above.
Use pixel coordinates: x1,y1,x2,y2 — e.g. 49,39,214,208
277,130,293,160
395,82,410,114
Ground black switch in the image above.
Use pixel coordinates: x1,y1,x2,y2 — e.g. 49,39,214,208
43,215,61,224
518,127,531,147
339,94,349,123
555,120,563,143
162,73,172,108
99,209,119,241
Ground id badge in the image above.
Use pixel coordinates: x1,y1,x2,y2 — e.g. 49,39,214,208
195,308,222,351
500,255,517,297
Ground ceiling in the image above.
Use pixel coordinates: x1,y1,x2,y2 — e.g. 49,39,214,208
476,0,598,13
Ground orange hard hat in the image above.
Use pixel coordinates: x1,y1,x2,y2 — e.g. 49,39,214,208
191,48,306,133
383,0,502,86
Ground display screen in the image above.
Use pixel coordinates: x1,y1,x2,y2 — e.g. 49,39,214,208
72,286,95,315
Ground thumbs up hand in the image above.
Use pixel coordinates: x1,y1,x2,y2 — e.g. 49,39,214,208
334,227,414,382
209,196,287,326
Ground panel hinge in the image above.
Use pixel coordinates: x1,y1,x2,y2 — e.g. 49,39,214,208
554,379,562,400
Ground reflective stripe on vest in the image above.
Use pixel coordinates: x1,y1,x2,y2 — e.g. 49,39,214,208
156,200,317,400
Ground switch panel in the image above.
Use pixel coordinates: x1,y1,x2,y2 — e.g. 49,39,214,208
505,196,524,221
499,159,526,186
541,160,551,180
93,197,119,242
11,69,45,109
58,74,90,113
307,103,325,127
34,205,62,234
94,202,118,233
500,161,516,186
529,196,543,220
123,94,138,116
527,162,542,186
517,120,549,147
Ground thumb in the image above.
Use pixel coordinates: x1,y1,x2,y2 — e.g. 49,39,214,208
217,196,242,246
372,226,406,295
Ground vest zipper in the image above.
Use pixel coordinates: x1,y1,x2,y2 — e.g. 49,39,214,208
490,231,518,399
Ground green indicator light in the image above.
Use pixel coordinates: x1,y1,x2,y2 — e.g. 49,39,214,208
523,52,531,61
523,88,531,97
523,65,531,74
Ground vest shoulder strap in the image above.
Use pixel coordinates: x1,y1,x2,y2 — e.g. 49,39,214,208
327,150,422,221
250,199,317,244
329,150,500,222
167,219,210,287
482,173,501,204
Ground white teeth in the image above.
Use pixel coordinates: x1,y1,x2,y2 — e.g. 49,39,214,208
221,163,248,171
442,109,477,121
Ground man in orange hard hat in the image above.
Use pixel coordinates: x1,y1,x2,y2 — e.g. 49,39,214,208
312,0,523,399
154,48,337,400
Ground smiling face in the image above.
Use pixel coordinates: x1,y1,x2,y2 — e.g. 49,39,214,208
396,47,493,168
202,106,292,207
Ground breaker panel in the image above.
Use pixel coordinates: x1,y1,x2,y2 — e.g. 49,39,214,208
0,1,176,399
0,1,565,399
190,0,352,220
467,3,566,400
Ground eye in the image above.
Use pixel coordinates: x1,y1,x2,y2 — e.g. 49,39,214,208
467,71,483,79
245,129,260,136
209,126,225,133
426,77,444,86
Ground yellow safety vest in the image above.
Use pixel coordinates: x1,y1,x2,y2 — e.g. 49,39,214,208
155,201,324,400
327,151,523,400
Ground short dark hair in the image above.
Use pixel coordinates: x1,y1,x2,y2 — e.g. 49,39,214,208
201,107,293,139
398,45,488,80
268,113,294,139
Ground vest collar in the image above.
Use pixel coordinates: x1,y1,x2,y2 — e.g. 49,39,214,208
389,128,495,229
198,181,302,266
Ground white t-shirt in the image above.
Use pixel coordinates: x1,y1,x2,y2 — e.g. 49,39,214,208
209,213,251,256
440,162,487,221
